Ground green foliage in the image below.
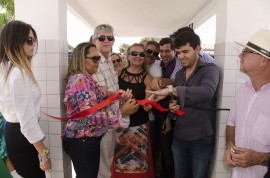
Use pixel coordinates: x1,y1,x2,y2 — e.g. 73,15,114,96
140,37,161,43
119,43,130,54
0,0,14,29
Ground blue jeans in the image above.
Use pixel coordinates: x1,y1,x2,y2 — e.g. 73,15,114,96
172,135,215,178
63,137,102,178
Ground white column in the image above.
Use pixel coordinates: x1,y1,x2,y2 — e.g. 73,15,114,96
14,1,70,178
213,0,270,177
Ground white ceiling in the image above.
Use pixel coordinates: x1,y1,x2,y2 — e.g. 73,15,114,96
67,0,216,37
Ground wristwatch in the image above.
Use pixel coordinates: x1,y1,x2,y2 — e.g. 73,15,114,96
166,85,173,96
42,148,50,161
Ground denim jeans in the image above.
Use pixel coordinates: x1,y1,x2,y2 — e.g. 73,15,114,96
63,136,102,178
171,135,215,178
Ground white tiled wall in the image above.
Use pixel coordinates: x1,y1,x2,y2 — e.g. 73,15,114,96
33,39,72,178
211,42,248,178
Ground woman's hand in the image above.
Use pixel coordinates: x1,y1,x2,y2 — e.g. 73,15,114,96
39,156,52,172
119,89,133,100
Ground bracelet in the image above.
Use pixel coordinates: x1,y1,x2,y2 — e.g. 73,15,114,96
166,85,173,96
41,148,50,162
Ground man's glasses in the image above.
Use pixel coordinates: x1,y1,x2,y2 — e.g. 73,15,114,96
112,58,122,64
241,49,260,56
26,37,36,46
146,49,159,57
85,55,101,63
130,51,146,57
97,35,115,42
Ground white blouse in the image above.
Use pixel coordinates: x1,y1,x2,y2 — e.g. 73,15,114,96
0,67,44,144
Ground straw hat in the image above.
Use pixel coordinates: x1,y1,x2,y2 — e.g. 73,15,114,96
236,29,270,60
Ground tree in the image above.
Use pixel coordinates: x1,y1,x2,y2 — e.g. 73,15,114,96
0,0,14,29
119,43,130,54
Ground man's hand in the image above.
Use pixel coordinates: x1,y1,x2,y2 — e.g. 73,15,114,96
120,98,139,116
162,117,171,134
224,147,237,167
169,100,180,113
230,147,270,168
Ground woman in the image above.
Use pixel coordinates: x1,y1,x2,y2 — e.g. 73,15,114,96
112,43,154,178
0,20,51,178
62,42,133,178
111,53,123,75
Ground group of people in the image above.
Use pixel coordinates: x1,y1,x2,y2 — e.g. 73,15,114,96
0,19,270,178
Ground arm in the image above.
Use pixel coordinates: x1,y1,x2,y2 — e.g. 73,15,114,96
224,125,236,167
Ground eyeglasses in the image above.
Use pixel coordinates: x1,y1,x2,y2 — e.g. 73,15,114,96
85,55,101,63
130,51,146,57
241,49,260,56
97,35,115,42
146,49,159,57
112,58,122,64
25,37,36,46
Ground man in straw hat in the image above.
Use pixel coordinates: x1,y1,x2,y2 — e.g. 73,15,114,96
225,29,270,178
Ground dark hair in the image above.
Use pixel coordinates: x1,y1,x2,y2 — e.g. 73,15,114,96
159,37,174,49
0,20,38,84
145,40,160,51
174,31,200,49
171,26,195,39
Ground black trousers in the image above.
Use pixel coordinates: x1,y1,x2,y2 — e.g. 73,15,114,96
5,122,45,178
63,136,102,178
264,159,270,178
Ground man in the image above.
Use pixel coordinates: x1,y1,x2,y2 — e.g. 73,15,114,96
171,26,214,63
148,31,219,178
91,24,139,178
224,29,270,178
145,40,162,78
151,37,181,178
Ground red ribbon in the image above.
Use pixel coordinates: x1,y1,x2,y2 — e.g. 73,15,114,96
43,92,185,121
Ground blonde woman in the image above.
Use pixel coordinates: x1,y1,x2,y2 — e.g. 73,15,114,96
0,20,51,178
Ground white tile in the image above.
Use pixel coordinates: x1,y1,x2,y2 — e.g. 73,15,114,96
220,96,234,109
41,95,48,108
219,111,229,124
51,171,64,178
33,67,47,80
46,40,60,53
50,147,63,159
217,136,226,148
224,56,239,70
47,81,60,95
49,121,62,134
216,148,226,161
38,40,46,53
48,95,61,108
33,53,46,67
51,159,64,172
214,172,228,178
216,160,229,172
222,83,236,96
236,70,248,84
223,69,237,83
218,123,226,137
39,120,49,134
46,53,60,67
44,133,49,146
47,67,60,81
49,134,62,147
48,108,62,122
40,108,48,120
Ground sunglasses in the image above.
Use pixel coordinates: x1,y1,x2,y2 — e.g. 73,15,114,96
146,49,159,57
130,51,146,57
112,58,122,64
97,35,115,42
26,37,36,46
241,49,260,56
85,55,101,63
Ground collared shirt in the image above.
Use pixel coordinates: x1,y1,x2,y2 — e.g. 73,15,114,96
0,67,44,144
174,60,219,140
63,73,129,138
199,49,214,63
227,81,270,178
92,54,119,112
148,60,162,77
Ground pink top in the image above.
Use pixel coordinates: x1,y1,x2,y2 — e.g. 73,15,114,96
227,80,270,178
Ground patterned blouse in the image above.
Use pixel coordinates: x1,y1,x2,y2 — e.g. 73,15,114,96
62,73,129,138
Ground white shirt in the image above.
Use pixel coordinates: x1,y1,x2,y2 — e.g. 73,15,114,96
148,60,162,77
0,67,44,144
227,81,270,178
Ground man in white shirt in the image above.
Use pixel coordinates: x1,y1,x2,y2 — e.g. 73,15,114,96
91,24,138,178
